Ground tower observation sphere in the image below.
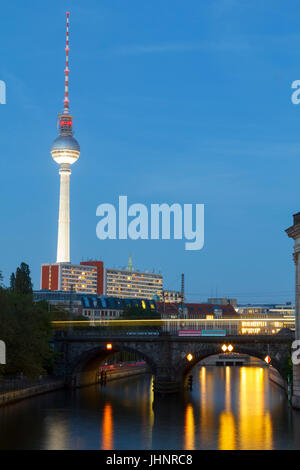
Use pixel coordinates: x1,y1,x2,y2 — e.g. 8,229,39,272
51,12,80,264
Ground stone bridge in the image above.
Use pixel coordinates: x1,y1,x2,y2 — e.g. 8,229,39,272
53,331,293,393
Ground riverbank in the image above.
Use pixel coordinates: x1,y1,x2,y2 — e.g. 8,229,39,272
74,364,149,388
0,365,149,406
269,366,287,392
0,379,65,407
100,365,149,383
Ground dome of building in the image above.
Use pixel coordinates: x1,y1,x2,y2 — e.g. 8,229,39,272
51,135,80,153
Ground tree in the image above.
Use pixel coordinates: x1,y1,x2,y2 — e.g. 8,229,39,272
121,305,161,320
12,262,33,295
0,288,55,379
280,347,293,381
0,270,3,288
0,262,55,379
10,272,15,291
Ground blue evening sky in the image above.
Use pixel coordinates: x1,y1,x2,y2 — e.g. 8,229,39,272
1,0,300,303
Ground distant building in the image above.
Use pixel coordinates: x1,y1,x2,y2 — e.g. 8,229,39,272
157,302,240,335
161,290,183,304
40,255,164,301
40,261,104,295
237,303,295,316
80,296,157,321
33,290,157,318
157,302,238,319
33,289,93,314
156,301,295,335
236,303,295,334
208,298,237,308
185,303,238,319
79,260,104,295
104,257,163,300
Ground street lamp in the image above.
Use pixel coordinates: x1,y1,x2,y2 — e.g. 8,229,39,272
186,353,193,362
221,344,228,352
228,344,234,352
106,343,113,350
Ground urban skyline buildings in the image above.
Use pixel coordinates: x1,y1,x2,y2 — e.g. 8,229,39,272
37,10,293,307
40,256,164,300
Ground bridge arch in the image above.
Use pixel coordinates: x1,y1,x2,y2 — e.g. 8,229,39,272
69,343,157,388
179,346,285,382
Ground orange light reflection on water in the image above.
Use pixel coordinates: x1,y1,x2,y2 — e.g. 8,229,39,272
101,403,113,450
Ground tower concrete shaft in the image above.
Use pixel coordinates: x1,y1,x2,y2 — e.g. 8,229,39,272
57,166,71,263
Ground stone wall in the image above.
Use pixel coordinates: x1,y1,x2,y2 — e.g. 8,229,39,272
72,364,149,388
0,379,65,407
269,366,287,392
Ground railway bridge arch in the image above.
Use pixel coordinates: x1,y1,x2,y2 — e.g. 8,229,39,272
53,331,292,393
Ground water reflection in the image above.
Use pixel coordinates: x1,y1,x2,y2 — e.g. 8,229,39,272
101,403,113,449
219,367,236,450
0,366,300,450
184,404,195,450
239,367,272,449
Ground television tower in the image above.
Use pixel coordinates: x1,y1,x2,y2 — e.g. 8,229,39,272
51,12,80,263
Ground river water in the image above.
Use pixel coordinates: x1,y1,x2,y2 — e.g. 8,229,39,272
1,366,300,450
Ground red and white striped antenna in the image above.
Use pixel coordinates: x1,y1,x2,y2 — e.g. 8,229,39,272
64,11,70,113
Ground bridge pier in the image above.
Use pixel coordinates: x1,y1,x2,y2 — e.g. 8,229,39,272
153,379,181,394
153,366,182,393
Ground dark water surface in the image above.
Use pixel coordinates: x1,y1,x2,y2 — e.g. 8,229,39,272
1,366,300,450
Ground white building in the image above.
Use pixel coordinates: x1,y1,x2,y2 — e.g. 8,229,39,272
104,265,163,300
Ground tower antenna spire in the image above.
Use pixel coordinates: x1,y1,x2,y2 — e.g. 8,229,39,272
64,11,70,113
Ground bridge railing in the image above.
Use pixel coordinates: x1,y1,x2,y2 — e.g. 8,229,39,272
52,317,295,337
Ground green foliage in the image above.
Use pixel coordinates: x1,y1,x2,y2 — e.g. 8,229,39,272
121,305,161,320
0,289,55,379
280,352,293,381
11,262,33,295
10,272,15,291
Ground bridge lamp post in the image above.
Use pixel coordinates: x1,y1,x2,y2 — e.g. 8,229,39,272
106,343,113,351
186,353,194,362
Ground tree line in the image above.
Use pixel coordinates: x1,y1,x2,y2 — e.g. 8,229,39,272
0,263,55,379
